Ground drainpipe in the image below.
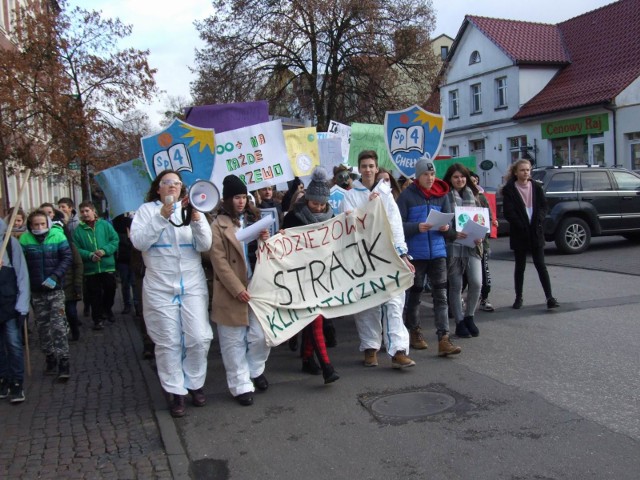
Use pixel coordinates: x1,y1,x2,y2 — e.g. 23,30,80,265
603,104,617,167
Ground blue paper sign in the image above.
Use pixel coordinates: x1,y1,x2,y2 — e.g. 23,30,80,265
94,159,152,218
140,119,215,187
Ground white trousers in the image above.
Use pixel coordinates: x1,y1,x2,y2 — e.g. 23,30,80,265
353,294,410,357
144,291,213,396
217,311,271,397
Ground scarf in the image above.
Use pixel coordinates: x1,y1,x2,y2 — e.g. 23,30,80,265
451,186,483,256
293,202,333,226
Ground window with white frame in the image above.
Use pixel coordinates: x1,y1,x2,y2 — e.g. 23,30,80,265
509,135,528,162
471,83,482,114
449,145,459,157
449,90,459,119
495,77,507,108
469,50,481,65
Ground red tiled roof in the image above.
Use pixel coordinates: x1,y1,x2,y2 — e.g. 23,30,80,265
514,0,640,119
466,16,569,65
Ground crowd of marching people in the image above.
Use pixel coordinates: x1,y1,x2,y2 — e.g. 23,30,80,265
0,155,558,416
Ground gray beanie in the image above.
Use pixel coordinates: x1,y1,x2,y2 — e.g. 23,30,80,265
305,166,330,203
414,158,435,178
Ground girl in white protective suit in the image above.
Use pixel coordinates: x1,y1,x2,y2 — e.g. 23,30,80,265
209,175,271,407
130,170,213,418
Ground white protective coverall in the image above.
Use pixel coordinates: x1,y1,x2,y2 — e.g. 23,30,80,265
130,201,213,395
343,180,410,356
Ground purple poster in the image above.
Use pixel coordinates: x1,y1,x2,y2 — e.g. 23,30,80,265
184,101,270,133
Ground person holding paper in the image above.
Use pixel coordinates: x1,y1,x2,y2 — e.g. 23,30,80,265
130,170,213,418
397,159,461,357
443,164,484,339
281,166,339,385
501,159,559,310
343,150,416,369
210,175,271,407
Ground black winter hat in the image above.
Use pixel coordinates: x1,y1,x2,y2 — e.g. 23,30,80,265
222,175,248,199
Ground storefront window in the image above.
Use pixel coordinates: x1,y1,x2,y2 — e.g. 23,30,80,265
552,136,589,165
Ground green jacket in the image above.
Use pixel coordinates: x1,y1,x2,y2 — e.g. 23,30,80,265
72,220,119,276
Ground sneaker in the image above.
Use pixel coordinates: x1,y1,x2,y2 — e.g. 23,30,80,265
106,311,115,323
363,349,378,367
547,297,560,309
512,297,523,309
0,378,9,399
58,358,70,382
188,388,206,407
251,374,269,391
301,357,321,375
45,354,57,376
9,383,25,403
479,300,495,312
438,335,462,357
92,321,104,331
391,350,416,369
463,316,479,337
455,321,472,338
170,394,186,417
235,392,254,406
409,328,428,350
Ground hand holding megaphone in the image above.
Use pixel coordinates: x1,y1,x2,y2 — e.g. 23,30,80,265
167,180,220,227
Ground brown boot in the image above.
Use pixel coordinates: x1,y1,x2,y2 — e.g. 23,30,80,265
391,350,416,369
409,328,428,350
438,335,461,357
363,349,378,367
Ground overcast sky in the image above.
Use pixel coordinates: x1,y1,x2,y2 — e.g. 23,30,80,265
70,0,615,129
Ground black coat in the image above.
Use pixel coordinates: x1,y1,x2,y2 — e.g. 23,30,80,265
502,179,547,251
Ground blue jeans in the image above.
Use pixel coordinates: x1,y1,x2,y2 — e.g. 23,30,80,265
405,258,449,336
0,318,25,384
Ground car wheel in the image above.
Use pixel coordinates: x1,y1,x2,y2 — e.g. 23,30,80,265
555,217,591,254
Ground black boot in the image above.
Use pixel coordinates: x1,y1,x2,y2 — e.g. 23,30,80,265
301,357,321,375
463,316,479,337
321,363,339,384
45,354,57,375
455,321,472,338
58,357,70,381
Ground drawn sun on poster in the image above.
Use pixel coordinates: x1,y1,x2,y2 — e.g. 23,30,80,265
181,123,216,154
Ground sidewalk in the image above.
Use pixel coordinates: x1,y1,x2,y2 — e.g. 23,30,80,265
0,304,172,479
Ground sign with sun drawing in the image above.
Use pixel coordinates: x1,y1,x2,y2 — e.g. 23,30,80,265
140,119,216,187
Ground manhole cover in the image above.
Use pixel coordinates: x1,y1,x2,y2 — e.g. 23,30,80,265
371,391,455,418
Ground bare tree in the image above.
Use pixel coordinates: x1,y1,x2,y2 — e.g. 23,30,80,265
192,0,438,131
158,94,192,129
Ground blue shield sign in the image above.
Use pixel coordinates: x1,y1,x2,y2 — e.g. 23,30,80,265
140,119,215,187
384,105,445,178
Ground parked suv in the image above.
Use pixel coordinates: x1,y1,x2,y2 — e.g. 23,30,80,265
530,166,640,254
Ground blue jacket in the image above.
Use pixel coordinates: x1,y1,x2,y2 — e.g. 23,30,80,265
19,224,72,292
397,181,451,260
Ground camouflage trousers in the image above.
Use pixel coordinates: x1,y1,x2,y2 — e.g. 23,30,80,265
32,289,69,358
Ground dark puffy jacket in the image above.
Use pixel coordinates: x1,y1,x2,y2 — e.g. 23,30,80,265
19,224,72,292
397,181,451,260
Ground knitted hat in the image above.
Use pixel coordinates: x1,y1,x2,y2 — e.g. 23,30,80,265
305,166,330,203
415,159,435,178
222,175,248,199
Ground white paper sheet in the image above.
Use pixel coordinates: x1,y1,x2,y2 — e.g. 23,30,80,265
236,216,275,243
425,210,454,229
454,220,487,248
